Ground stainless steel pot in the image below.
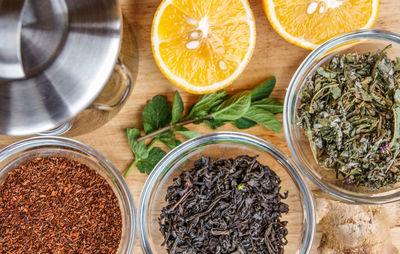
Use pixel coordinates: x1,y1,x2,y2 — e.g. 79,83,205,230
0,0,138,136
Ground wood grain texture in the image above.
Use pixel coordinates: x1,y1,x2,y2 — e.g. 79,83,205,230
1,0,400,252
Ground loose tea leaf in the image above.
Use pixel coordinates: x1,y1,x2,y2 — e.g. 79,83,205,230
123,77,283,176
159,155,289,254
0,156,122,253
298,46,400,188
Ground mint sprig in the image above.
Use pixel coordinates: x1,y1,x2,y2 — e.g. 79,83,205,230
123,77,283,177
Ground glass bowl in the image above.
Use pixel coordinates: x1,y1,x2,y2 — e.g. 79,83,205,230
284,29,400,204
138,131,315,254
0,136,135,253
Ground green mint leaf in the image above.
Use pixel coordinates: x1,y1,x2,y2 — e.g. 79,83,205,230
204,119,225,129
133,141,149,159
124,128,149,159
142,95,172,134
125,127,141,151
251,77,276,101
243,105,282,132
136,147,167,174
212,91,251,121
187,90,227,119
251,98,283,114
233,118,257,129
174,126,201,139
171,91,184,124
156,131,181,149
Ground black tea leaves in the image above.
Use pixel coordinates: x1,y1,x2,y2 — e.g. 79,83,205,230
159,155,289,254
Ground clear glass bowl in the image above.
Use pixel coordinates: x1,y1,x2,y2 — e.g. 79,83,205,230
284,29,400,204
138,131,315,253
0,136,135,253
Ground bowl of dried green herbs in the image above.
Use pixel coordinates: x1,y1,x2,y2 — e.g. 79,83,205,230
138,131,315,254
284,29,400,204
0,137,135,253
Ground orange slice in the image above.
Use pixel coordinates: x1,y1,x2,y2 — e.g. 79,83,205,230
263,0,380,49
151,0,256,94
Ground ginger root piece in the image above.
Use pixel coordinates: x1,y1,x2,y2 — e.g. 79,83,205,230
316,196,400,254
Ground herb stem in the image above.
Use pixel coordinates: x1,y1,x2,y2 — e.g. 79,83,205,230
123,158,139,178
147,139,159,151
123,139,160,178
385,146,400,174
137,115,213,142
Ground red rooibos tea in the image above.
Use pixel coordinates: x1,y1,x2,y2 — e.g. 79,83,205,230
0,156,122,253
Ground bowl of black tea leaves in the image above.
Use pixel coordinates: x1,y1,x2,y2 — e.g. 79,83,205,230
138,131,315,254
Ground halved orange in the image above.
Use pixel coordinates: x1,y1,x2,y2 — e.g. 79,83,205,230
152,0,256,94
263,0,380,50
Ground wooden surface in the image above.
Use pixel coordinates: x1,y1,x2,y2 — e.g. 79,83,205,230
2,0,400,253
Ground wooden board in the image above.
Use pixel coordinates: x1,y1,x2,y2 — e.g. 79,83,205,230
1,0,400,252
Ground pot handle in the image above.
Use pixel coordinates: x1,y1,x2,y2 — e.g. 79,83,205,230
0,0,25,79
38,121,72,136
91,58,132,111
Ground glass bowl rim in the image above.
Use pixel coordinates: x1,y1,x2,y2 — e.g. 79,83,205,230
137,131,316,254
283,29,400,204
0,136,136,253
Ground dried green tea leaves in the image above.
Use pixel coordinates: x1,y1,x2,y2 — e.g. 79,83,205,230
298,46,400,189
159,155,289,254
